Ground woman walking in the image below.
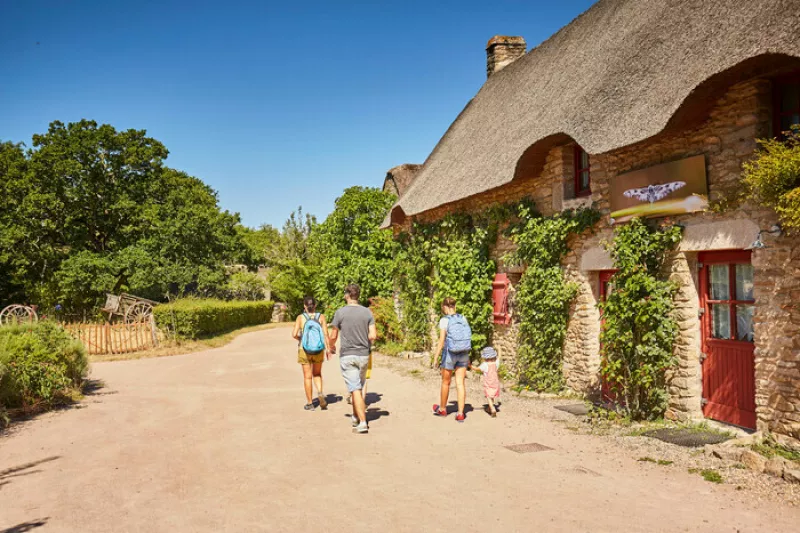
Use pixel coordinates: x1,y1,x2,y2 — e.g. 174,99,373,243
432,297,472,422
292,296,331,411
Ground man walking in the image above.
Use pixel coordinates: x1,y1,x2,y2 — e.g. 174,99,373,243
329,284,377,434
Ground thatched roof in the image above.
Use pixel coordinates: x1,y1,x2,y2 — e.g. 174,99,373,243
383,164,422,197
386,0,800,226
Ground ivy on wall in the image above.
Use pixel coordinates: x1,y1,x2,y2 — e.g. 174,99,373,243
599,218,682,420
507,205,601,392
392,199,601,385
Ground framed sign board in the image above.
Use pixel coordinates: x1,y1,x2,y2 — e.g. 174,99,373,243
609,155,708,224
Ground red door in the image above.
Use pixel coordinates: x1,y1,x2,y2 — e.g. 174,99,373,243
699,251,756,429
598,270,620,403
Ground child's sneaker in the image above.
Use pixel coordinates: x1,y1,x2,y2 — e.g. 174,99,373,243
432,404,447,417
456,413,466,423
304,403,316,411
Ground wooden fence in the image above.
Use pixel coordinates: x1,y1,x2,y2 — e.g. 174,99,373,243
63,320,159,355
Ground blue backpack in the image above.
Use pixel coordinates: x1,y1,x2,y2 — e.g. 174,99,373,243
446,314,472,355
301,313,325,354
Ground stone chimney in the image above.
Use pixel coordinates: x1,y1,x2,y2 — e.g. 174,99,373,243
486,36,526,78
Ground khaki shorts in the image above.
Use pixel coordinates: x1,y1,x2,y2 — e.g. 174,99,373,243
298,347,324,365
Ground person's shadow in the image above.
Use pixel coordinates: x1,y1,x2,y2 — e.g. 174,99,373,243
444,402,474,415
364,392,382,406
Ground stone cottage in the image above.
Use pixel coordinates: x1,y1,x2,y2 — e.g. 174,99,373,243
382,0,800,442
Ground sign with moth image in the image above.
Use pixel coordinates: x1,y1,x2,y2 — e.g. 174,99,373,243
609,155,708,224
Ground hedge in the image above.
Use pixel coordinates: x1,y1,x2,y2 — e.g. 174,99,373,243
0,321,89,423
153,299,274,339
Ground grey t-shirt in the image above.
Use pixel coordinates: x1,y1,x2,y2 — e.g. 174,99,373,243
331,304,375,357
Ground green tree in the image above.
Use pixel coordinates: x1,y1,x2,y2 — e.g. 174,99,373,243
0,120,244,313
268,208,318,317
308,187,397,313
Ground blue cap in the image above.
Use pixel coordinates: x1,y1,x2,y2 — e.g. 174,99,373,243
480,347,498,359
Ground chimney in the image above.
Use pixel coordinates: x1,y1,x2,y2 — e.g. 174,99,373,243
486,35,526,78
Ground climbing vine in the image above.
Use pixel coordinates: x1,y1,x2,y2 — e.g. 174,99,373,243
507,205,601,392
394,210,501,358
599,218,682,420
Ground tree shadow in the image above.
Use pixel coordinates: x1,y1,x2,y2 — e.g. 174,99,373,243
0,457,60,491
0,518,49,532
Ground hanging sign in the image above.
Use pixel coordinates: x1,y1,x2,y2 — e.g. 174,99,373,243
609,155,708,224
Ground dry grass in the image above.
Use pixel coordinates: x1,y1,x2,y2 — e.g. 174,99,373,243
89,323,291,362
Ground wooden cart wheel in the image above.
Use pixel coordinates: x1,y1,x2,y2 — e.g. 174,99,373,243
124,302,153,324
0,305,38,325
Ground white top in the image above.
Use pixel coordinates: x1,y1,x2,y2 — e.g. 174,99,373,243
438,317,449,331
478,357,501,374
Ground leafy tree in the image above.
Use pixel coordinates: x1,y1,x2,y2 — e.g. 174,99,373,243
308,187,397,313
0,120,245,313
268,208,318,317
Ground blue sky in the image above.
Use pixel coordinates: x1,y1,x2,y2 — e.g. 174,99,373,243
1,0,595,228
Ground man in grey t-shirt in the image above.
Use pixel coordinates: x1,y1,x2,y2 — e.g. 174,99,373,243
329,283,377,434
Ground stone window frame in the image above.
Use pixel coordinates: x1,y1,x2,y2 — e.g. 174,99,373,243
574,145,591,197
773,72,800,139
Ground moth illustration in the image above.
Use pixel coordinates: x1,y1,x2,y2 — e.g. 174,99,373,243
623,181,686,203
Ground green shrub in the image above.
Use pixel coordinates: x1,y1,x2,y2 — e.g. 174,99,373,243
224,271,269,301
369,296,402,346
154,299,274,339
0,321,89,417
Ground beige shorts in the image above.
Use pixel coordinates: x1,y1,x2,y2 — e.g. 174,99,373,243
298,347,324,365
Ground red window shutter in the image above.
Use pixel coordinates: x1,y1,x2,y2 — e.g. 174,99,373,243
492,273,511,324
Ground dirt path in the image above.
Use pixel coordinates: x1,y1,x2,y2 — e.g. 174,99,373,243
1,326,798,532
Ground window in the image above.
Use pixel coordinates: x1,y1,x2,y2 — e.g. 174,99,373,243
492,273,511,324
702,253,755,343
774,74,800,139
574,146,591,197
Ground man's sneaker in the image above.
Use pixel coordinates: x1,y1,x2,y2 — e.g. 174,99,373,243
318,394,328,410
351,415,359,427
456,413,466,423
304,403,316,411
353,421,369,434
432,404,447,417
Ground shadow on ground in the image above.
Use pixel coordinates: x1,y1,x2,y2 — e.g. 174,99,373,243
0,518,49,533
0,457,61,492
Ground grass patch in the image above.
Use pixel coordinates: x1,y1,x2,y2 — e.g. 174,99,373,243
89,323,289,362
375,341,406,357
638,457,673,466
751,437,800,463
689,468,723,483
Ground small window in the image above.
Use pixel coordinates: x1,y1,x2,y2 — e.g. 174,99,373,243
574,146,591,197
774,74,800,139
492,273,511,324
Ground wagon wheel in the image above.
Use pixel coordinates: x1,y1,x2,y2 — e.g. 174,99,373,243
124,302,153,324
0,305,38,325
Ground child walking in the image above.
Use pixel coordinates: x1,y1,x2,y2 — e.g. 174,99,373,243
474,346,501,417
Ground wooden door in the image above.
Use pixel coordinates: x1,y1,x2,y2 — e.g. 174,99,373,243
699,251,756,429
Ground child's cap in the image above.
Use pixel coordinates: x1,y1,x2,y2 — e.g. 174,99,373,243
480,347,498,360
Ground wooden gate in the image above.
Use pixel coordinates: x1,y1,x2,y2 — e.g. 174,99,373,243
699,251,756,429
64,321,158,355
